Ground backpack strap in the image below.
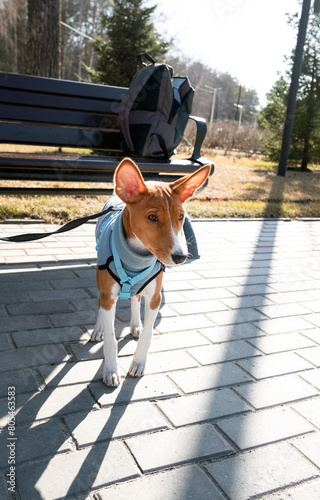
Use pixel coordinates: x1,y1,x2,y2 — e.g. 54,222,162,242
119,62,158,153
137,53,155,66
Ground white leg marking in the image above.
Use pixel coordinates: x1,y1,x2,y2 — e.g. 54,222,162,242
91,282,121,387
129,281,160,378
130,295,143,338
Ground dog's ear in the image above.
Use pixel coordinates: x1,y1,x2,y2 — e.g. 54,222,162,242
171,164,211,202
114,158,148,203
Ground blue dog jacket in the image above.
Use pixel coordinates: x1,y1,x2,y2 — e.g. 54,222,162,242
96,196,164,299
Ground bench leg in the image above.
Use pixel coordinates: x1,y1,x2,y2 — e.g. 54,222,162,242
183,216,200,260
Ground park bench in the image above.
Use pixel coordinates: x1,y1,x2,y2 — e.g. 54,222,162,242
0,72,214,196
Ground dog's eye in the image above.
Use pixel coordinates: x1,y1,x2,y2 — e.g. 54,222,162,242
179,213,184,221
148,214,158,222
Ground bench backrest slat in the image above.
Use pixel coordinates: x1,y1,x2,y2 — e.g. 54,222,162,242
0,72,126,100
0,72,126,151
1,102,120,130
0,89,122,115
0,122,122,150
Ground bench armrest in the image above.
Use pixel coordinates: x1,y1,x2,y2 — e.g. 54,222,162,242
188,115,207,160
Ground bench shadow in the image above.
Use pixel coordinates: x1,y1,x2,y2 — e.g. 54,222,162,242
0,258,164,499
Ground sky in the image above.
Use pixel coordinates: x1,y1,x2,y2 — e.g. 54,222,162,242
153,0,302,107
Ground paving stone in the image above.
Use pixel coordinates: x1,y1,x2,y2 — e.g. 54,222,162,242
0,368,39,397
206,307,265,326
49,310,98,328
255,303,311,318
17,442,140,500
125,423,234,472
292,398,320,429
304,300,320,313
49,277,96,290
12,326,88,348
205,443,319,500
187,340,261,365
0,314,51,333
226,284,277,296
170,299,229,315
39,359,104,386
0,475,8,500
1,289,31,304
300,369,320,391
155,313,214,333
97,464,225,500
220,295,274,309
169,363,252,393
0,419,72,467
181,288,235,300
89,374,180,406
237,352,313,379
293,433,320,468
29,288,90,302
157,388,251,426
191,277,238,289
0,344,69,373
254,316,314,335
119,349,198,375
150,330,210,352
234,374,319,409
268,281,315,293
1,279,52,292
0,334,12,352
264,479,320,499
247,332,315,354
301,328,320,344
23,269,77,282
298,346,320,367
65,402,169,446
217,407,314,451
200,323,263,342
267,291,316,304
0,385,96,426
302,313,320,328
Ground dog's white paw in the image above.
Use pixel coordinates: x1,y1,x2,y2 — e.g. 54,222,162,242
103,369,121,387
91,326,104,342
130,322,143,339
129,358,146,378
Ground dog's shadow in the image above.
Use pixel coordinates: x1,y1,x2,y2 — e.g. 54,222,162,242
0,260,166,499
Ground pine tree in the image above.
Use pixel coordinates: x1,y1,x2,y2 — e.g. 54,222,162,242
88,0,171,86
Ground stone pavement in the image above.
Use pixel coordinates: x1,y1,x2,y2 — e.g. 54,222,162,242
0,218,320,500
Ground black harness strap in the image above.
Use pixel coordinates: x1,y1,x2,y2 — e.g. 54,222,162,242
0,206,116,243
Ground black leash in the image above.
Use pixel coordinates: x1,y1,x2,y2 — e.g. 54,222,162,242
0,206,116,243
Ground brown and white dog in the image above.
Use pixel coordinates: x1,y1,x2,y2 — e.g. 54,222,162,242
91,158,210,386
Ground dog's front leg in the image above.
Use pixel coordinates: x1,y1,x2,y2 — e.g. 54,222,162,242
130,294,143,338
129,273,163,378
92,270,121,387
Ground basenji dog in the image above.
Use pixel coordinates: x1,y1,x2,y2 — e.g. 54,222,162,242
91,158,210,386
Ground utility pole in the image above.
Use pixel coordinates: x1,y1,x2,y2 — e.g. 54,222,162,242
203,85,221,131
278,0,313,176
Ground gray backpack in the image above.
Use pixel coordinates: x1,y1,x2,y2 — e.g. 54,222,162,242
119,53,194,159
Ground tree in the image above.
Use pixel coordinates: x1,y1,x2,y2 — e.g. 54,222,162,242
88,0,171,86
259,9,320,170
258,77,289,162
27,0,61,78
60,0,112,81
0,0,27,73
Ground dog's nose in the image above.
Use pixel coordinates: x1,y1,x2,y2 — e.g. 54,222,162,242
171,253,187,265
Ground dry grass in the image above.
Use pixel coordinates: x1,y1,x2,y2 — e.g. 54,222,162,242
0,147,320,221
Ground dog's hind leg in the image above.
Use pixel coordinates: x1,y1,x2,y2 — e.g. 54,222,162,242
129,273,163,378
